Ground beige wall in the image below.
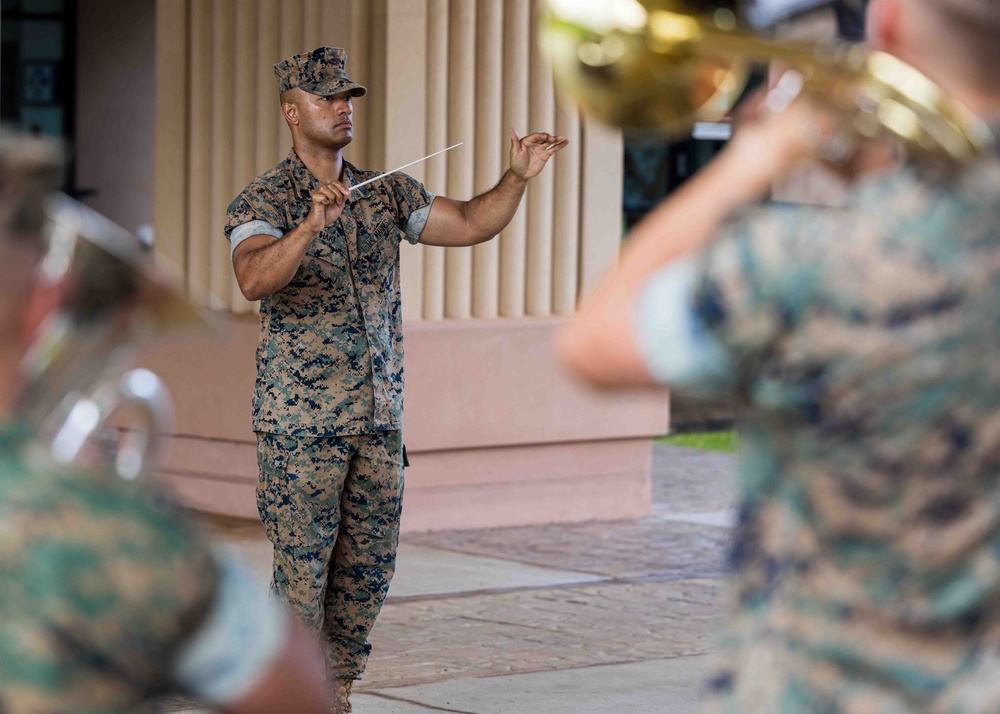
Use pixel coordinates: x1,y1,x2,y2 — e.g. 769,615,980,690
144,315,667,531
76,0,156,235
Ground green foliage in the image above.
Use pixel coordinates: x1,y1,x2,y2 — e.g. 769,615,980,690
657,431,737,453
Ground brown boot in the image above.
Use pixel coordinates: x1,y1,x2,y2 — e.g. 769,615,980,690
331,678,353,713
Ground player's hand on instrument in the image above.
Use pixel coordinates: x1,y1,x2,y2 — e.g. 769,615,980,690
731,73,898,182
305,181,350,234
509,129,568,181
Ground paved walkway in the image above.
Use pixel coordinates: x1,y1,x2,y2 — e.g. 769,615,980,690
162,444,737,713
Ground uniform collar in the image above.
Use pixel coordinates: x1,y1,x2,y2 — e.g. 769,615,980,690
285,148,361,199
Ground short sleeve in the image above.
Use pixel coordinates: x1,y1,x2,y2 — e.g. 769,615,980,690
633,257,734,395
692,204,824,365
172,549,290,705
387,171,435,244
225,186,287,240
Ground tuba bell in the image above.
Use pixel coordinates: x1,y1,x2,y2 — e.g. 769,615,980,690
1,131,208,481
541,0,995,165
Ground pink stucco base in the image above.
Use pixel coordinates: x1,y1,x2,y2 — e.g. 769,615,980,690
140,315,669,532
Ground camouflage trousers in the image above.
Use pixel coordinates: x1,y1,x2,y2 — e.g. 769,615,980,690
255,430,404,679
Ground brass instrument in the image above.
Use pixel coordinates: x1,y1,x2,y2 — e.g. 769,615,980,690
1,132,207,481
541,0,995,164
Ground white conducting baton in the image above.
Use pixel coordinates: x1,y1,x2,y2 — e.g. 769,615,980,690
349,142,464,192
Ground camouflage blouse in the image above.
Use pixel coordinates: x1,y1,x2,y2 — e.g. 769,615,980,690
225,149,434,437
0,422,218,712
689,155,1000,711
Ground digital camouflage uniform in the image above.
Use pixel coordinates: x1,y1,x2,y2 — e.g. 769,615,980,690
224,48,433,680
0,421,219,711
639,139,1000,711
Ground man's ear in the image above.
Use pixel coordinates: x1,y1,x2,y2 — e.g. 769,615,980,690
282,101,299,126
867,0,900,53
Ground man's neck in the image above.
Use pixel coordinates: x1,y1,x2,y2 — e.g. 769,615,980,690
294,142,345,186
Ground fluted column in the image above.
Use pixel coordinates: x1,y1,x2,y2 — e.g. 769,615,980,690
444,0,475,319
579,117,623,292
231,3,257,313
525,10,556,316
471,0,503,319
498,0,530,318
153,0,187,278
552,103,581,315
382,0,429,321
186,0,212,306
422,0,449,320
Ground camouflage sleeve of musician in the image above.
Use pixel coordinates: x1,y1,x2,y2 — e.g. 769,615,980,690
387,171,435,244
692,204,832,370
0,474,220,710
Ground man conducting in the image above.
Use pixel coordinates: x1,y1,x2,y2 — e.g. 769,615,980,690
560,0,1000,711
0,136,330,711
225,47,566,711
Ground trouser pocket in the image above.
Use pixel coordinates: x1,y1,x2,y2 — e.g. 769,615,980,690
255,432,288,543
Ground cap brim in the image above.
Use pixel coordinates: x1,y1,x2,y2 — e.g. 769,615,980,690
305,79,367,98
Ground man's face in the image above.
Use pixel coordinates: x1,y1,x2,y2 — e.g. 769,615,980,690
295,90,354,149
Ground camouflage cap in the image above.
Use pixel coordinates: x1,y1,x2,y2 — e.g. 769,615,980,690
274,47,367,98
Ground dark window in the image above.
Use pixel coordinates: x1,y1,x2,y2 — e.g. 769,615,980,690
621,1,869,232
1,0,82,196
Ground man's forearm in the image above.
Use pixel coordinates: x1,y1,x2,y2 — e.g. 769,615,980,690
461,170,528,242
235,222,318,300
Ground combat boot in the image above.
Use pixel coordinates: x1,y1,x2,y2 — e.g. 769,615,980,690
331,678,353,713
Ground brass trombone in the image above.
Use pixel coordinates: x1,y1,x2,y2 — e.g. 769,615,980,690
541,0,995,165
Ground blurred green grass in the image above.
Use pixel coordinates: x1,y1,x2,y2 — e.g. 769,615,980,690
657,431,738,453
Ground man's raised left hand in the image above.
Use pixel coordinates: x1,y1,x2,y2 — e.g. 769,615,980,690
509,129,568,181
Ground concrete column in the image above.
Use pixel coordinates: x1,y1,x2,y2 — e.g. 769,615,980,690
381,0,429,322
579,117,623,293
254,0,281,177
471,0,503,319
422,0,449,320
208,0,236,311
276,0,303,162
345,0,371,169
184,0,211,306
525,6,556,316
444,0,475,319
552,103,581,315
154,0,187,281
231,3,257,313
498,0,530,319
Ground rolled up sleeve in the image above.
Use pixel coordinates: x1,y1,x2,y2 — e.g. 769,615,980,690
228,219,283,259
634,257,735,395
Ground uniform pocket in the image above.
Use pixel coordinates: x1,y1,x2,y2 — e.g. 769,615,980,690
305,228,349,271
360,218,399,273
255,433,289,543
